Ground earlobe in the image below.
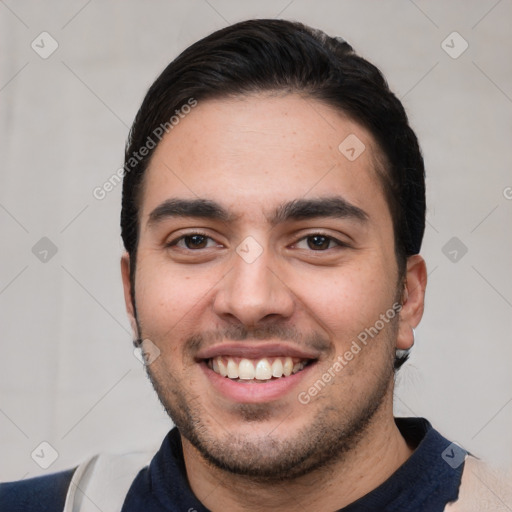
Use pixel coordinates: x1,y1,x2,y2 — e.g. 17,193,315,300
121,252,139,338
396,254,427,350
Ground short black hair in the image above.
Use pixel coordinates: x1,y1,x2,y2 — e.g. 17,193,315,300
121,19,426,370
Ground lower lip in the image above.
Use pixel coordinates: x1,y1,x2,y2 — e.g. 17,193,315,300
199,361,315,403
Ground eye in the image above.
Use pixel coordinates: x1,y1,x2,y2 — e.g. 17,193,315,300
167,233,219,250
294,234,343,251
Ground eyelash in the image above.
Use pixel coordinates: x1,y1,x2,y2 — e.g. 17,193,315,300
166,231,214,248
293,233,346,251
166,231,347,251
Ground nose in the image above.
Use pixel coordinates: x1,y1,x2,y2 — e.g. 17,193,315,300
213,246,295,328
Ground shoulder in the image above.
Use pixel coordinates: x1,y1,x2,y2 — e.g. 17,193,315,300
0,450,155,512
0,468,76,512
445,456,512,512
66,451,154,511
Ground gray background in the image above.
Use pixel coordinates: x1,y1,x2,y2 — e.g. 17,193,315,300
1,0,511,481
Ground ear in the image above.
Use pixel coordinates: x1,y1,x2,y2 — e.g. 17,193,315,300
396,254,427,350
121,252,139,339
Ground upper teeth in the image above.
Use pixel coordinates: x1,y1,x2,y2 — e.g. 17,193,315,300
210,356,307,381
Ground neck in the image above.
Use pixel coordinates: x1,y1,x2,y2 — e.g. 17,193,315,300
181,399,413,512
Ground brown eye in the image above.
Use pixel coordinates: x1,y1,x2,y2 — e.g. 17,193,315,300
306,235,332,250
183,235,209,249
167,233,216,250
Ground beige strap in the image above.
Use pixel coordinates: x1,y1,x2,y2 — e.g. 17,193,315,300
63,451,154,512
445,456,512,511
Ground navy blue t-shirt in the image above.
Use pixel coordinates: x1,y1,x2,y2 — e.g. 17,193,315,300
121,417,465,511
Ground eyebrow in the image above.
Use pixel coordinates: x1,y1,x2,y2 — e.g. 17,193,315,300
147,198,235,227
146,196,368,228
269,197,368,225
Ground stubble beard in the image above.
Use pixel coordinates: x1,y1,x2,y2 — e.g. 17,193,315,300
144,332,396,482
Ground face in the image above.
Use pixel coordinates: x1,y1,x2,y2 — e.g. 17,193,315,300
122,93,424,479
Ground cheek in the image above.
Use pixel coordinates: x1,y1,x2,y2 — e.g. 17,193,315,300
134,257,211,334
288,259,395,336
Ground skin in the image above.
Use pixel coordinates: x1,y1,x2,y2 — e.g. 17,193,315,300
121,93,427,511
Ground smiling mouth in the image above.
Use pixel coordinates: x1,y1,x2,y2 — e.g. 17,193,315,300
206,356,314,383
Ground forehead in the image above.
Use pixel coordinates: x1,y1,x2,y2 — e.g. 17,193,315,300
139,93,390,225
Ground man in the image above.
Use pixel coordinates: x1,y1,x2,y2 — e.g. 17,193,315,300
1,18,510,512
